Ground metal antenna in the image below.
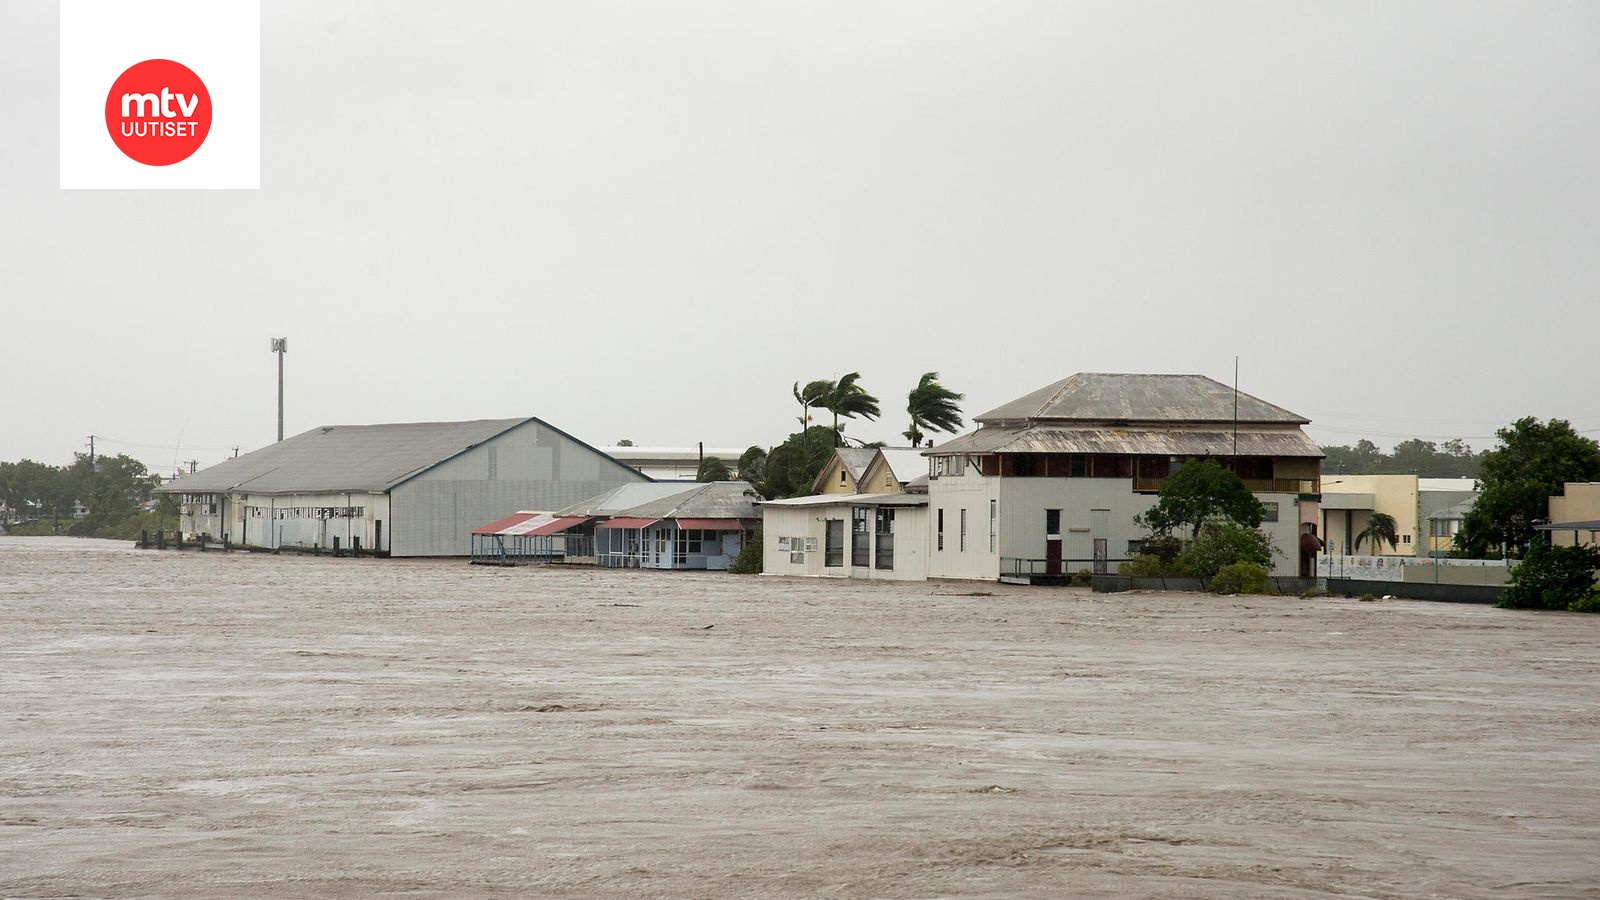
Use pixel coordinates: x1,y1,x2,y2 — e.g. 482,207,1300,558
271,337,288,441
1232,356,1239,461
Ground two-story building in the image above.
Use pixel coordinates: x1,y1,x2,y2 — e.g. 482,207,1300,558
921,373,1323,581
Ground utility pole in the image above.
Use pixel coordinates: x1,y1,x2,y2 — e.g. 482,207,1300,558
186,460,198,474
232,446,239,459
87,435,96,471
271,337,288,441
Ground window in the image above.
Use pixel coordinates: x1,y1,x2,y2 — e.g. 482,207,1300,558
937,509,945,551
1402,534,1411,544
959,508,967,551
840,469,846,484
989,500,997,552
825,520,844,567
875,508,895,570
1261,501,1279,523
1068,455,1087,477
1045,509,1061,536
851,507,871,567
1128,539,1145,556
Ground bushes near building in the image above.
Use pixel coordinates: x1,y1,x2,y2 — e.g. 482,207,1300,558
1211,562,1271,595
1498,541,1600,612
728,528,763,574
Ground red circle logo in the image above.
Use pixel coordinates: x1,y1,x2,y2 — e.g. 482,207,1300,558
104,59,212,166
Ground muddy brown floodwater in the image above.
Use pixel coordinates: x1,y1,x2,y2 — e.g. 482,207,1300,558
2,537,1598,898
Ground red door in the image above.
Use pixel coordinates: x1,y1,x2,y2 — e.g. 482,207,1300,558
1045,508,1063,575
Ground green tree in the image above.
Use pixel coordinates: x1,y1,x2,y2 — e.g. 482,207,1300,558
902,371,965,447
1354,511,1400,555
1136,459,1264,538
695,457,732,482
755,426,837,499
1321,439,1384,475
792,380,831,428
1174,521,1277,578
1456,418,1600,557
738,446,768,483
815,373,880,447
1497,540,1600,611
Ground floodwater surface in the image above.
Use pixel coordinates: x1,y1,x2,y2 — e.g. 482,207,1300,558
1,537,1597,897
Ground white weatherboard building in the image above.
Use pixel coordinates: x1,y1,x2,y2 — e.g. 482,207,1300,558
157,418,649,556
761,447,933,581
923,373,1323,581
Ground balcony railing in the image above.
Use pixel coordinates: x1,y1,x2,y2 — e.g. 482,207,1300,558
1134,476,1320,495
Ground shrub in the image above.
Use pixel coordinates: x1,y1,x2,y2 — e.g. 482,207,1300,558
1142,535,1183,564
1070,568,1094,587
1118,554,1166,577
1174,522,1276,578
727,528,763,574
1211,562,1270,595
1497,541,1600,611
1569,590,1600,614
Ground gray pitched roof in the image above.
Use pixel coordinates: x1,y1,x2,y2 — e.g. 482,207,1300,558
155,418,534,494
929,425,1322,458
837,448,876,480
558,480,760,519
975,373,1308,425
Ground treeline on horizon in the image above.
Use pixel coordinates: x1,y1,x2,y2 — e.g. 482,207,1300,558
1318,438,1481,479
0,454,174,539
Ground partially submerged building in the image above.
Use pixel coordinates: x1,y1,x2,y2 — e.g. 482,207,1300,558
158,418,648,556
921,373,1323,581
762,447,933,581
469,480,761,569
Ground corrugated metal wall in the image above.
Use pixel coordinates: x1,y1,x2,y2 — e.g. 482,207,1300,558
390,420,648,556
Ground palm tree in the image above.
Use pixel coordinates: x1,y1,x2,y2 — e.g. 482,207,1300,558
792,380,831,428
1354,512,1400,555
902,372,965,447
817,372,880,446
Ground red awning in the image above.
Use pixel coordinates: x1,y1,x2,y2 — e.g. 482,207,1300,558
527,515,593,536
672,518,752,530
596,517,660,530
471,512,538,535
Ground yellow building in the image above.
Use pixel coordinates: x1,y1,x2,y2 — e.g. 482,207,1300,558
1546,483,1600,548
812,449,877,495
1320,475,1476,557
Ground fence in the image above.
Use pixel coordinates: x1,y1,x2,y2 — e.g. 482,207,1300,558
1316,554,1510,585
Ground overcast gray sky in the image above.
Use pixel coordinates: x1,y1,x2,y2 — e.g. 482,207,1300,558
4,1,1598,473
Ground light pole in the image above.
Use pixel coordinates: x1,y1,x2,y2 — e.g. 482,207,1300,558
271,337,288,441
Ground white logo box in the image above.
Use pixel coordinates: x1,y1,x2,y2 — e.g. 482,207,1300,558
60,0,259,189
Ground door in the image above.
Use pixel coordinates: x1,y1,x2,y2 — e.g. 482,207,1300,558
1090,509,1110,575
1045,508,1062,576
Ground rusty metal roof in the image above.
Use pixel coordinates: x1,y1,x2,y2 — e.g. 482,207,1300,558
928,425,1322,458
975,373,1309,425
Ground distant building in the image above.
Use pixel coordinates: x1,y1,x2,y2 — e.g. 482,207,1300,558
1425,497,1476,556
923,373,1322,581
156,418,648,556
598,446,746,481
1543,482,1600,548
1320,475,1476,557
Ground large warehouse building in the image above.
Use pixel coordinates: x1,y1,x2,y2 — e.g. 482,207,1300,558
156,417,649,557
